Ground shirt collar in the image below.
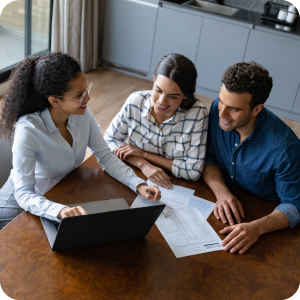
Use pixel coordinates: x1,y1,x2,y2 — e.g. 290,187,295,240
40,108,76,134
141,94,188,123
249,107,266,139
67,114,75,128
40,108,58,134
141,95,152,118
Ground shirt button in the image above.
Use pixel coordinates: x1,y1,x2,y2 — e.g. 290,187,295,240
235,143,238,147
231,176,233,178
232,162,234,165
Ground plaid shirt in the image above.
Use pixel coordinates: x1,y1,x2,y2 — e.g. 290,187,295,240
104,91,208,181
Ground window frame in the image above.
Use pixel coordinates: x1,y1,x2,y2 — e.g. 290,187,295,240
0,0,54,83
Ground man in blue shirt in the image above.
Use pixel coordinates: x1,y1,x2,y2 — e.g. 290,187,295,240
203,62,300,254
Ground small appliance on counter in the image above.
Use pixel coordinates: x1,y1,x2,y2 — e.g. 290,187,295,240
261,1,299,26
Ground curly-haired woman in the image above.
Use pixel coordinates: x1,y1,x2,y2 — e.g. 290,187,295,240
104,54,208,189
0,52,160,230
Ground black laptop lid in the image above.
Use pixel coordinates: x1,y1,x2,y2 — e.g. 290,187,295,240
52,205,165,251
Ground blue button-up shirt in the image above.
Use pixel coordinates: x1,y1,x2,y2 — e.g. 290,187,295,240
205,98,300,228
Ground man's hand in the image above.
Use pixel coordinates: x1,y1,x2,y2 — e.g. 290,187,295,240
114,145,145,161
137,184,161,202
57,206,88,219
214,192,245,225
140,162,172,189
220,222,260,254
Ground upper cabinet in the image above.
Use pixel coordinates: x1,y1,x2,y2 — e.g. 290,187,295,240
102,0,158,73
244,29,300,112
195,18,250,93
150,7,203,73
292,83,300,114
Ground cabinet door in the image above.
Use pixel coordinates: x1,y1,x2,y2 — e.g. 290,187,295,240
244,30,300,111
292,83,300,114
102,0,158,73
195,18,250,93
150,7,203,73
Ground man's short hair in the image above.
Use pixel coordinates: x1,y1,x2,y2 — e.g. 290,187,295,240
222,62,273,110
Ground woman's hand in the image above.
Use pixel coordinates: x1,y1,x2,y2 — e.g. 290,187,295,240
114,145,145,161
57,206,88,219
140,162,172,189
137,184,161,202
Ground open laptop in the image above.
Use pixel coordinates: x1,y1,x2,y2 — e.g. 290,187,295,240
40,198,165,251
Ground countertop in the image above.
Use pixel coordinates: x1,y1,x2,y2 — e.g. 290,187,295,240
161,0,300,37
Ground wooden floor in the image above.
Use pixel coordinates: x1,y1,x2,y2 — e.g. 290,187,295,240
85,67,300,160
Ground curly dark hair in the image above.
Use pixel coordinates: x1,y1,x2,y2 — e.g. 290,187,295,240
0,52,82,141
222,62,273,110
153,53,198,110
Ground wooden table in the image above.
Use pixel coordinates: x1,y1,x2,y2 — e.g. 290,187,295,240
0,156,299,300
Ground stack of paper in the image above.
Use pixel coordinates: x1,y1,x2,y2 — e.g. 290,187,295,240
131,180,223,258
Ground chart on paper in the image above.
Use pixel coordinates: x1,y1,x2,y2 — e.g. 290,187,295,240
188,196,215,220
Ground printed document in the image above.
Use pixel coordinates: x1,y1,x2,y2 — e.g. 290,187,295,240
156,208,223,258
147,179,194,209
131,196,223,258
188,196,216,220
146,180,215,219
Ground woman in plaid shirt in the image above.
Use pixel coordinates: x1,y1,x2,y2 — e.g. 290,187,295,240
104,54,208,189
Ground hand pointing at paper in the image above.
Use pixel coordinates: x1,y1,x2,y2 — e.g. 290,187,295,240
137,184,161,202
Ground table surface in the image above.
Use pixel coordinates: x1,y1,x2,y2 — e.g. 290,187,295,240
0,155,299,300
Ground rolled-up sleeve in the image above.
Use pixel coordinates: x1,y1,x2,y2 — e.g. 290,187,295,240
274,140,300,228
88,109,145,192
172,108,209,181
12,123,66,222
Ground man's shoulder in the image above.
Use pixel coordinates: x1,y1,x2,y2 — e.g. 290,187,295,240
262,108,299,147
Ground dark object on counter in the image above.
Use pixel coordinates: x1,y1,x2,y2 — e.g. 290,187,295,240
261,1,299,26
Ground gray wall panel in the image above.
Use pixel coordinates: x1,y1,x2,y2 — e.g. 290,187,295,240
150,7,203,73
196,18,250,92
292,83,300,115
102,0,158,73
244,30,300,111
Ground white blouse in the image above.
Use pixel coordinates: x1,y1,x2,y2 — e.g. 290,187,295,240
10,106,144,222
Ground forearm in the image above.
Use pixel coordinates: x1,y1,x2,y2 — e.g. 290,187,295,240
202,165,231,197
143,152,173,172
253,209,290,236
125,156,150,170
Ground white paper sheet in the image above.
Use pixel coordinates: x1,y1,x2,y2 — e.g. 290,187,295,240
147,179,194,209
131,195,223,258
188,196,216,220
156,208,223,257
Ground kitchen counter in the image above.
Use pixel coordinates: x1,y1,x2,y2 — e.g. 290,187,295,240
161,0,300,37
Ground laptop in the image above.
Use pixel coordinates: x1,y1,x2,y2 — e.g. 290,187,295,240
40,198,165,251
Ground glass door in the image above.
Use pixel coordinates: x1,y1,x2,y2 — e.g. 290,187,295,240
0,0,53,81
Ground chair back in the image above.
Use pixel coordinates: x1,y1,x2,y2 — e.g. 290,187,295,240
0,137,13,189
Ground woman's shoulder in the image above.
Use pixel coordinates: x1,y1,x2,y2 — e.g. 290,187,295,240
185,99,209,120
125,90,152,106
16,111,45,131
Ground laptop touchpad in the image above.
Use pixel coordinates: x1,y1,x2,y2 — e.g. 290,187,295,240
68,201,108,214
68,199,129,214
